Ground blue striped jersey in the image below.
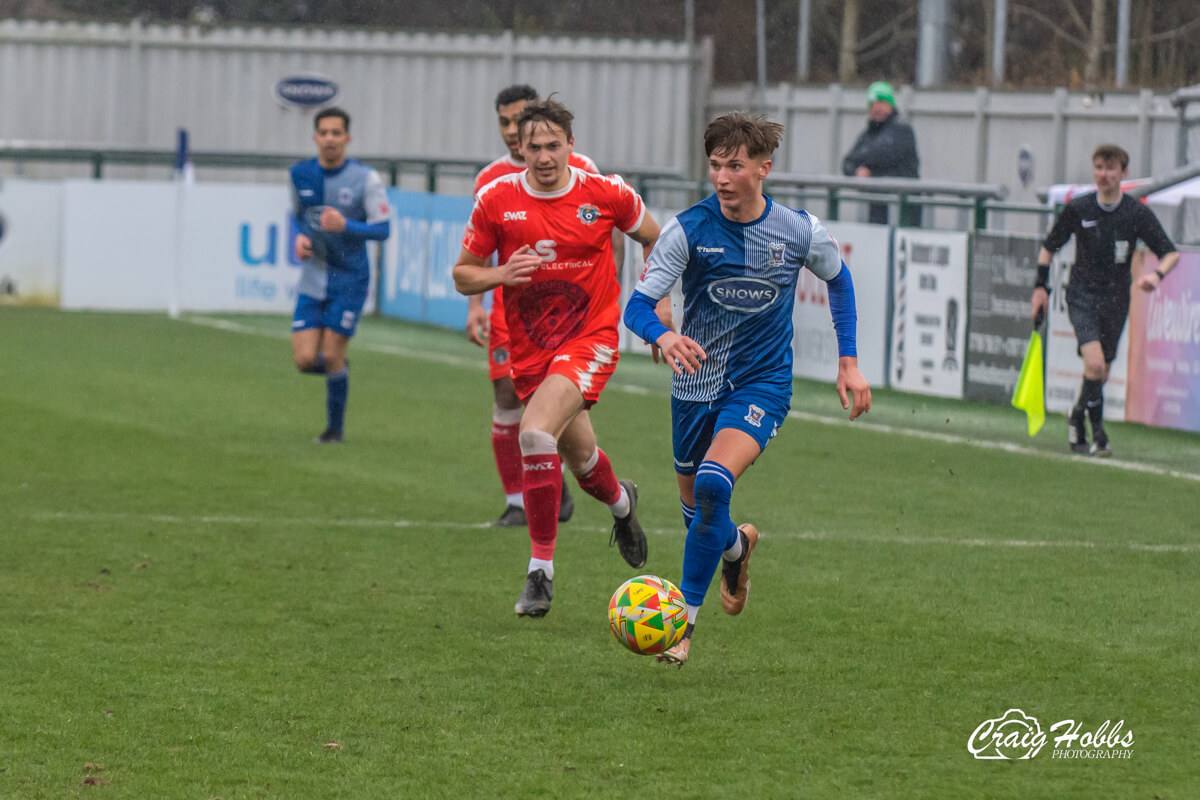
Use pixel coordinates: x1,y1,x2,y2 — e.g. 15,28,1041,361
289,157,389,300
635,193,842,402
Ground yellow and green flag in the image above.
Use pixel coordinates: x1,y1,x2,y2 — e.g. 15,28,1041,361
1011,331,1045,436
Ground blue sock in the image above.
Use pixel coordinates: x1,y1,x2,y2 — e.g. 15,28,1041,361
681,499,696,530
326,366,348,433
300,352,326,375
679,461,738,608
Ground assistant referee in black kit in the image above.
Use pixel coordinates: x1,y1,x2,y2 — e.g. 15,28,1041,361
1030,144,1180,457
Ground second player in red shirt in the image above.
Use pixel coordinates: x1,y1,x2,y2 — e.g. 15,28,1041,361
453,98,668,618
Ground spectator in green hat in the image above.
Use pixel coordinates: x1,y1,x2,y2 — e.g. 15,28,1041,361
842,81,921,226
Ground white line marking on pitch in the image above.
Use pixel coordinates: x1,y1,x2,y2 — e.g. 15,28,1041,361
785,410,1200,483
29,511,1200,554
183,315,1200,484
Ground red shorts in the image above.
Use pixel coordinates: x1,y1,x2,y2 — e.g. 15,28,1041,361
511,332,621,408
487,302,512,381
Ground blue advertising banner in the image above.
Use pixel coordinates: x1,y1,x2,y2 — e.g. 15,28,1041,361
379,188,474,329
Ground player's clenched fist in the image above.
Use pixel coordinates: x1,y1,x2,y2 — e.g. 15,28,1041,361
319,206,347,233
498,244,541,286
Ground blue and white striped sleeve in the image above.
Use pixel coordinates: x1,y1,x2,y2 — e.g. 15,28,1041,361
805,214,842,281
623,215,689,344
808,215,858,358
635,215,689,299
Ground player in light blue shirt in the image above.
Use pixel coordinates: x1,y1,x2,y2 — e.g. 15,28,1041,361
624,112,872,666
289,107,390,443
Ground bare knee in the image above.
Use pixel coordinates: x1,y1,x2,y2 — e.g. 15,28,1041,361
323,351,346,373
518,429,557,457
558,441,596,473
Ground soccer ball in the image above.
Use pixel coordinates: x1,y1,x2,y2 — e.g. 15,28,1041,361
608,575,688,655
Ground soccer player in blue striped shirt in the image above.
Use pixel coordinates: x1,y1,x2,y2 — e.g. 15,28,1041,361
289,107,390,443
624,112,872,666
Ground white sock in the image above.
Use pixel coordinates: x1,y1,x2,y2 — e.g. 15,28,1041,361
571,448,600,476
607,485,631,519
529,557,554,580
492,405,522,426
505,493,524,508
722,529,744,562
686,604,700,625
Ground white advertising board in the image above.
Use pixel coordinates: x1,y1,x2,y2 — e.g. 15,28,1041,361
60,180,376,313
888,229,969,398
61,181,175,310
794,221,890,387
0,179,63,305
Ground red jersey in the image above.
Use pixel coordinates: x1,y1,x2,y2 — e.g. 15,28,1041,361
473,151,600,320
463,166,646,372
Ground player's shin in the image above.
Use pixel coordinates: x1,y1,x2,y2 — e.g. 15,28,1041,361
519,430,563,559
326,366,348,434
570,447,623,508
491,405,524,501
678,462,738,606
1081,377,1105,430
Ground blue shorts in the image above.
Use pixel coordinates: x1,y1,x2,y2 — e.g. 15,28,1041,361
671,387,789,476
292,292,366,338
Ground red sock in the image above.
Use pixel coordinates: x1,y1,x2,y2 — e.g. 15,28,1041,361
523,453,562,560
491,421,523,496
574,448,622,506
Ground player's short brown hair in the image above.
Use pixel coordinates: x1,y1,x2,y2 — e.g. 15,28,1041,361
1092,144,1129,169
516,97,574,144
704,112,784,159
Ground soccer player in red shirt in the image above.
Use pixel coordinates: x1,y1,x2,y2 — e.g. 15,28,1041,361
466,85,601,529
453,98,667,617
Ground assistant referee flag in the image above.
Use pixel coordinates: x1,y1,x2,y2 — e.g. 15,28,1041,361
1011,331,1045,436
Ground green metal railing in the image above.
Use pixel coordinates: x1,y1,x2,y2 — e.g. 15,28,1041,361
1,142,1057,231
635,173,1047,231
0,142,689,197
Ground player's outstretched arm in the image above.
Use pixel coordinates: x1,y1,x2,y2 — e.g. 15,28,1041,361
837,357,871,420
624,289,703,373
650,296,675,364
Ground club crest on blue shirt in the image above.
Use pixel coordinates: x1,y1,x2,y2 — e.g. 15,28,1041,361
744,404,766,428
338,186,354,206
577,204,600,225
768,242,786,267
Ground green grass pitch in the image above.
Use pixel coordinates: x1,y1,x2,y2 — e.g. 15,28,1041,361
2,307,1198,798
